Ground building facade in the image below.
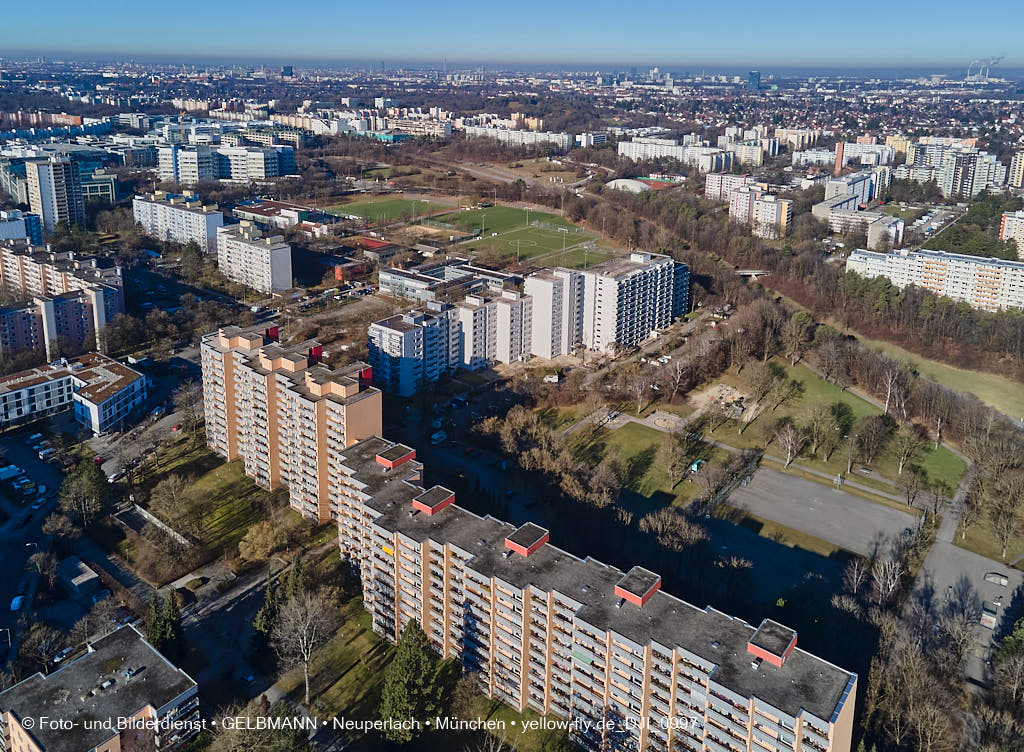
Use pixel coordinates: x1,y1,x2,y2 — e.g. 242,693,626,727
25,157,85,232
999,210,1024,256
0,241,124,358
846,248,1024,311
524,268,584,359
200,327,382,521
0,352,146,434
1010,151,1024,190
133,191,224,252
704,173,755,201
367,304,460,397
324,436,858,752
0,210,43,245
215,222,292,292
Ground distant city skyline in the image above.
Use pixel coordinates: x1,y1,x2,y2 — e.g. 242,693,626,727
7,0,1022,70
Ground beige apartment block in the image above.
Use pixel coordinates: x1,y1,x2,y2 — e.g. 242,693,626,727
201,326,382,522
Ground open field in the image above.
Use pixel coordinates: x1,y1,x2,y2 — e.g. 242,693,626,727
326,196,453,222
498,157,583,184
434,205,574,234
855,334,1024,420
882,205,925,222
464,225,598,261
955,516,1024,569
698,361,968,491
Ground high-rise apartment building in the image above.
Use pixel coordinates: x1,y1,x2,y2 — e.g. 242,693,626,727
824,172,875,205
367,303,460,397
704,173,755,201
1010,151,1024,190
0,625,200,752
25,157,85,232
157,144,218,185
581,252,679,353
215,222,292,292
729,188,793,239
846,248,1024,312
133,191,224,252
937,148,1007,199
999,210,1024,256
0,241,124,357
324,435,857,752
524,268,584,359
200,326,382,521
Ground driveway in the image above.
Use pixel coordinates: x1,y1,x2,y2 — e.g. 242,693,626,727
727,466,917,557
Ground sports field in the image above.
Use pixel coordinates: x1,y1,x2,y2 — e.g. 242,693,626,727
326,196,452,222
437,206,611,267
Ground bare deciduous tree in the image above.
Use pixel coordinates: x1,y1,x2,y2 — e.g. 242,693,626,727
774,423,807,467
271,590,340,706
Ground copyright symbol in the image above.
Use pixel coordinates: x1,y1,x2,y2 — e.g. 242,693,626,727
22,717,34,730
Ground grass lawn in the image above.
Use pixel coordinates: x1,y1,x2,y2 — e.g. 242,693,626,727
572,422,724,509
855,334,1024,420
463,226,596,260
535,405,582,431
955,516,1024,568
882,205,925,222
703,362,968,492
326,197,452,222
501,157,581,184
536,245,615,269
145,440,274,551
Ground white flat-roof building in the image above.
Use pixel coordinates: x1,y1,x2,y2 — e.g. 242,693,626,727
215,222,292,293
133,191,224,252
581,252,676,353
524,268,584,359
1000,210,1024,257
846,248,1024,312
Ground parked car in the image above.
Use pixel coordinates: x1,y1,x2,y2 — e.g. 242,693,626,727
25,433,43,445
430,431,447,445
10,595,24,612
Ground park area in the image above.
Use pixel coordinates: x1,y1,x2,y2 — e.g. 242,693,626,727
433,205,617,268
326,195,454,223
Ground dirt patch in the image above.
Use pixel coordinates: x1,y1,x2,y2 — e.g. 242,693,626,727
688,383,757,420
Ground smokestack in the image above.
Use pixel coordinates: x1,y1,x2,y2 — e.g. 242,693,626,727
833,142,845,177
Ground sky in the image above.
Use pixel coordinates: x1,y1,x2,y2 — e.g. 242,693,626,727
7,0,1024,70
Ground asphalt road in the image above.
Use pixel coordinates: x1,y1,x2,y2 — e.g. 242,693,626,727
727,466,917,557
911,540,1024,687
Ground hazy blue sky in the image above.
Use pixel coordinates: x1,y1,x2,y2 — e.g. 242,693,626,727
9,0,1023,69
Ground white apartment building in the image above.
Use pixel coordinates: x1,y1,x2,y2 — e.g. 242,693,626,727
462,125,572,150
825,172,875,205
704,173,755,201
456,294,500,370
937,148,1007,199
25,157,85,232
132,191,224,252
215,222,292,293
751,195,793,240
846,248,1024,312
618,139,734,173
216,146,280,181
367,303,460,397
494,291,532,364
158,145,218,184
1000,210,1024,256
581,252,675,353
523,268,584,359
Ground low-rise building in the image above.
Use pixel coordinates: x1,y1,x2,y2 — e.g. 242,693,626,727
0,352,147,434
132,191,224,252
0,210,43,245
0,625,200,752
215,222,292,292
233,200,324,230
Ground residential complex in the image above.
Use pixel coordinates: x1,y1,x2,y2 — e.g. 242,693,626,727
846,248,1024,312
463,125,572,150
1010,151,1024,190
377,259,521,303
729,188,793,239
704,173,756,201
368,253,688,393
617,138,733,173
0,352,147,434
132,191,225,252
0,625,200,752
200,326,382,521
999,210,1024,255
0,241,124,357
25,156,85,231
157,143,295,184
323,434,858,752
215,222,292,292
822,209,904,250
368,303,460,397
